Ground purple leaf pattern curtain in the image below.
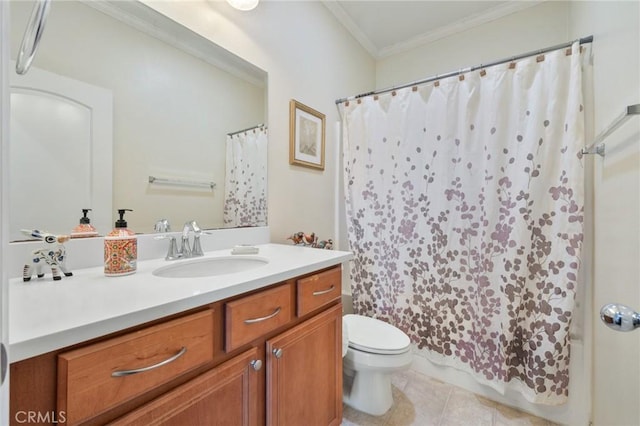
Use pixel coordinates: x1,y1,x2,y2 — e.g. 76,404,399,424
340,43,586,405
223,127,267,227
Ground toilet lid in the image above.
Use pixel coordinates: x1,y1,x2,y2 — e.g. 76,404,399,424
344,314,410,355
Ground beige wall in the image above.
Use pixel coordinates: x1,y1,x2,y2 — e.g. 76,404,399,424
146,1,375,246
569,2,640,425
375,2,570,90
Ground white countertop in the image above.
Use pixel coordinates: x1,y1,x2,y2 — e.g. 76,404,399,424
9,243,353,363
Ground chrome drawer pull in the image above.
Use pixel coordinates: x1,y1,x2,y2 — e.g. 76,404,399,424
244,307,281,324
312,285,335,296
111,346,187,377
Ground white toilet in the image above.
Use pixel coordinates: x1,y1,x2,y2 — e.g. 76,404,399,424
342,314,413,416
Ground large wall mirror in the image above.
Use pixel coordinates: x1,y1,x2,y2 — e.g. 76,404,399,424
8,0,267,242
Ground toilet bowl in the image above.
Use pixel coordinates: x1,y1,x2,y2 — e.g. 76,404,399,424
342,314,412,416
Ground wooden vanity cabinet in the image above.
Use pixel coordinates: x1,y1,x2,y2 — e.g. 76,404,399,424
225,269,343,426
266,303,342,426
9,265,343,426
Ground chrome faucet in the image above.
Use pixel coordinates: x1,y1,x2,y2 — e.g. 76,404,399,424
153,219,171,233
153,219,181,261
163,236,181,261
181,220,204,258
154,219,206,261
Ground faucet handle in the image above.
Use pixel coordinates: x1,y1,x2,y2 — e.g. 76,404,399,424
166,236,181,260
191,230,213,257
154,219,171,233
181,235,192,258
155,235,181,260
190,220,202,234
192,234,204,257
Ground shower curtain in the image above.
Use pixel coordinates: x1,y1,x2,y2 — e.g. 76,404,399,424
223,126,268,227
340,43,587,405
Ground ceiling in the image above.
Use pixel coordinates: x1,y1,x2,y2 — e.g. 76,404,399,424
322,1,542,59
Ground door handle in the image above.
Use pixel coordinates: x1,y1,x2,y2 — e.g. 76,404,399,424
600,303,640,332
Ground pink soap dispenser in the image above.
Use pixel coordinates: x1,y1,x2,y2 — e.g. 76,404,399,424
71,208,98,238
104,209,137,276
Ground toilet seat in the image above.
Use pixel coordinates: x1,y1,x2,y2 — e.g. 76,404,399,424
344,314,410,355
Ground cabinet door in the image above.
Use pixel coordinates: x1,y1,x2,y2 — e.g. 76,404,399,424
111,348,261,426
266,303,342,426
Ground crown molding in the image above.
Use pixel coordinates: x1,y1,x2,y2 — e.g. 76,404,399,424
321,1,379,58
377,1,544,58
323,1,544,60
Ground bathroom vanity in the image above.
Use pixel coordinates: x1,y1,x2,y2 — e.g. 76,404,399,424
8,244,351,425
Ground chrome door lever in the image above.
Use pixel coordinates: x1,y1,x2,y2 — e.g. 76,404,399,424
600,303,640,332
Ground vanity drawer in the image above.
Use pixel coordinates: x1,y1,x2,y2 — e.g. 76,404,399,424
225,283,292,352
297,266,342,317
58,309,215,425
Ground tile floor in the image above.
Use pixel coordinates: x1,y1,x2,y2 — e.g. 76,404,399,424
341,370,558,426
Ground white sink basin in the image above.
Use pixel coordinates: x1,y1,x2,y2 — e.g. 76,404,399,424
152,256,269,279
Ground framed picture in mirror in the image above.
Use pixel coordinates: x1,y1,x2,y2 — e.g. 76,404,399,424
289,99,325,170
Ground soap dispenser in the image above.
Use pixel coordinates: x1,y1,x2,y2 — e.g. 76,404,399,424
71,209,98,238
104,209,137,276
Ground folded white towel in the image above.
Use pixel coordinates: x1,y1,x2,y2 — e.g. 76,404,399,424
231,245,259,255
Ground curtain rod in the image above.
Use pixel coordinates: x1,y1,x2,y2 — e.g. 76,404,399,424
335,36,594,105
227,123,265,136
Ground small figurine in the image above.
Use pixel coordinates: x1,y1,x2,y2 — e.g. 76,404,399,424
302,232,317,246
315,239,333,250
287,232,332,249
287,232,305,245
287,232,317,246
21,229,73,282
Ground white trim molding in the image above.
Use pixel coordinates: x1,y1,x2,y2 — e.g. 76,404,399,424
322,1,545,59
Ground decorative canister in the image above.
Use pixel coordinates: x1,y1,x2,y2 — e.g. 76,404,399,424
104,209,137,276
